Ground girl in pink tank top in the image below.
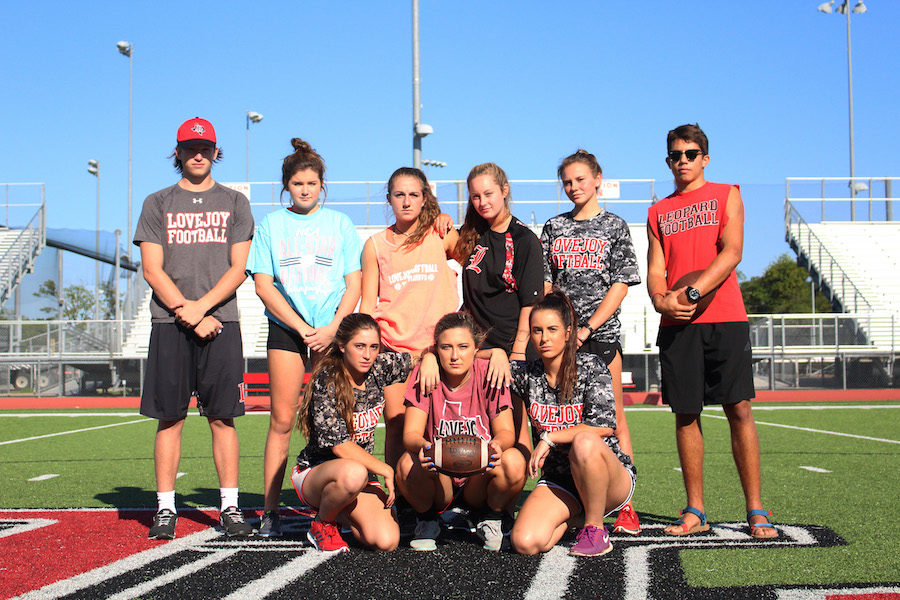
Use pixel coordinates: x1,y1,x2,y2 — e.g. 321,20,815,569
360,167,460,470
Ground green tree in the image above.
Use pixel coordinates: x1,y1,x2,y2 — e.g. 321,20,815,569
740,254,833,314
33,279,117,320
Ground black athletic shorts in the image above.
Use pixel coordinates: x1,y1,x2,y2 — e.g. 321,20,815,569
266,319,309,358
578,339,622,367
537,467,636,517
140,322,244,421
657,321,755,414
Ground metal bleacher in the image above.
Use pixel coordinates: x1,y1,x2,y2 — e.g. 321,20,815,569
785,190,900,352
120,222,660,361
0,226,45,306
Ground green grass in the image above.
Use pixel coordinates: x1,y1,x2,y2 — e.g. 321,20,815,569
1,403,898,588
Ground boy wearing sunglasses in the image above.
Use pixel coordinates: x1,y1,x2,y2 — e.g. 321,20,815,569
645,124,777,540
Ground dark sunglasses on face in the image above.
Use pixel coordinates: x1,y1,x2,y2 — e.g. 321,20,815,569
667,149,704,162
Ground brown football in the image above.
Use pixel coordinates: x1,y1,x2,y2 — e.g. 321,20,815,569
671,270,717,319
426,434,490,477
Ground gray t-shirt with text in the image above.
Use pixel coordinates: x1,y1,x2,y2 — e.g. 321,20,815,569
133,182,254,323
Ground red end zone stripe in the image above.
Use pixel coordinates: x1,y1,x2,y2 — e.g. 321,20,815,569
0,509,217,600
6,388,900,410
827,595,900,599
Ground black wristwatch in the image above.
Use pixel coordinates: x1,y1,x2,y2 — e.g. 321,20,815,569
685,286,701,304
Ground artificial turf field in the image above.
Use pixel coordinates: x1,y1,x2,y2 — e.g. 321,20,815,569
1,403,898,599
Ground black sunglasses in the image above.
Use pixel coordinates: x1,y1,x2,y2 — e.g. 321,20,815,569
667,149,704,162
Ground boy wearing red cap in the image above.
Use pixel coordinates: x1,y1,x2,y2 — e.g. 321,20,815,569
134,118,255,539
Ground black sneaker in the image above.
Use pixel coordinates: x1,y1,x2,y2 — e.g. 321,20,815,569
219,506,254,537
257,510,282,538
148,509,177,540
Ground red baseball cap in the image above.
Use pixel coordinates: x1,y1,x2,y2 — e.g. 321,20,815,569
176,117,217,148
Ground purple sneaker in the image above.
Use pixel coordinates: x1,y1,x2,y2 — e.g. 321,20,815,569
569,524,613,557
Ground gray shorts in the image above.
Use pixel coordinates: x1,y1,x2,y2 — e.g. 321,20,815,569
140,322,244,420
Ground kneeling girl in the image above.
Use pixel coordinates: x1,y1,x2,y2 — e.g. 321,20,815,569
292,314,410,553
396,312,527,551
510,291,636,557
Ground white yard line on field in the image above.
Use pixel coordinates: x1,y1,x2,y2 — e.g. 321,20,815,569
220,550,336,600
799,466,832,473
0,419,151,446
704,414,900,444
524,545,577,600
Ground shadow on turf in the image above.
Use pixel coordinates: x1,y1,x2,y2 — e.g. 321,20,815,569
95,486,234,511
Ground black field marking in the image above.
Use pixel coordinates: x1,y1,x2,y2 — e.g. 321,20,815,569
13,516,894,600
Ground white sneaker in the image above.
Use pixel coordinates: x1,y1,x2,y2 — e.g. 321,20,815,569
476,513,504,551
410,517,440,551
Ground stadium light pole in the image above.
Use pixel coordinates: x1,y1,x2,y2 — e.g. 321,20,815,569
88,160,100,320
412,0,433,169
817,0,867,216
246,111,263,182
116,41,133,260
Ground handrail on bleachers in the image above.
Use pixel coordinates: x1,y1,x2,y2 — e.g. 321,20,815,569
784,200,872,313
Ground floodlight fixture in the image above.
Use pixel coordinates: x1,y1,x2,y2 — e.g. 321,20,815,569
850,181,869,193
87,159,99,176
246,110,264,182
817,0,868,209
116,41,132,57
422,159,446,168
415,123,434,137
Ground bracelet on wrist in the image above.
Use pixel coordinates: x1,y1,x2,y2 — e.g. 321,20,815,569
582,323,595,333
540,431,556,448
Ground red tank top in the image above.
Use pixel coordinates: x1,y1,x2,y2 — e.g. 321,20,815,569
647,181,747,326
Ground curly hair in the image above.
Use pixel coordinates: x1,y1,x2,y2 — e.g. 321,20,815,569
297,314,381,440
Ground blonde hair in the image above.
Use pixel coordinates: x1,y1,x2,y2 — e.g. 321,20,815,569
454,162,512,261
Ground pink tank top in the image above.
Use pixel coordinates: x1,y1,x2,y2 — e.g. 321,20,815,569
372,229,460,353
648,182,748,326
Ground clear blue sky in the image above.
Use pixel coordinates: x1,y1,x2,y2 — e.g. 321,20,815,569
2,0,897,280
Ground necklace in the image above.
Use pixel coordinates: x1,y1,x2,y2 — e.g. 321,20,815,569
391,224,412,238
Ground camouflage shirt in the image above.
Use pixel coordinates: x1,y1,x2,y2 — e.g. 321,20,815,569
297,352,412,469
510,353,635,481
541,210,641,343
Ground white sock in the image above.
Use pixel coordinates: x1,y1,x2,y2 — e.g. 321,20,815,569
220,488,239,512
157,490,176,513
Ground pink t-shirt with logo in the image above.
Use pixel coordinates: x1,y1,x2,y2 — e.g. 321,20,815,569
404,358,511,443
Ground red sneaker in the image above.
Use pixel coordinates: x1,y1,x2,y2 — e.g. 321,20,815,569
612,503,641,535
307,519,350,553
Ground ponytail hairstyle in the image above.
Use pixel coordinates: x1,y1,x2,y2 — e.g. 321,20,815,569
281,137,327,204
557,149,602,180
433,311,486,349
531,290,579,405
298,313,381,440
386,167,442,248
454,162,512,261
